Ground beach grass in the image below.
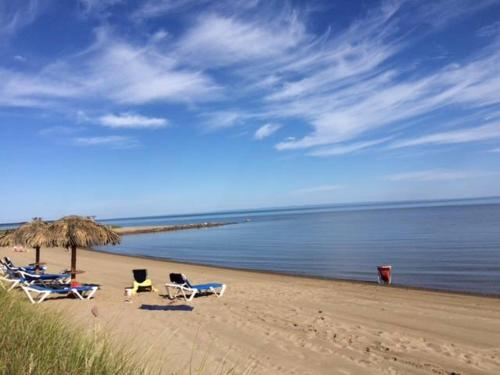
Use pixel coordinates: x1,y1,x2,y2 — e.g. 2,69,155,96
0,288,146,375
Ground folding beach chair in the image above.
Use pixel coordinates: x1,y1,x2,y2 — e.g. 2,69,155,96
165,273,226,301
132,269,156,294
2,257,46,273
0,268,24,291
21,284,98,304
17,270,70,286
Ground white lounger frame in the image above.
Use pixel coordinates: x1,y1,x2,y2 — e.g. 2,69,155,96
17,270,71,285
0,275,21,291
164,283,226,301
21,285,98,304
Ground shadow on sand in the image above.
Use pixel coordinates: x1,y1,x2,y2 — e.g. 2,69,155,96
139,304,194,312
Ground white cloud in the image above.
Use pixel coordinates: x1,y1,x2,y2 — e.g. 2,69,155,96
73,136,139,149
99,113,168,129
1,0,500,159
14,55,27,62
132,0,261,21
0,0,40,37
489,148,500,153
86,31,219,104
390,122,500,148
477,21,500,37
261,1,500,152
0,27,219,108
306,138,391,156
292,185,343,194
202,111,247,130
132,0,210,20
0,67,82,107
78,0,123,14
273,45,500,150
254,123,281,140
176,13,307,66
385,169,493,182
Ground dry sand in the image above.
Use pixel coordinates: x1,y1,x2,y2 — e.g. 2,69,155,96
2,247,500,374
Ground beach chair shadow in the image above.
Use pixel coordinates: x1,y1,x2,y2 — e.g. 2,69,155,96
159,292,213,301
139,304,194,312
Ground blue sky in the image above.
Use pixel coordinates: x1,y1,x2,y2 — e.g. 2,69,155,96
1,0,500,222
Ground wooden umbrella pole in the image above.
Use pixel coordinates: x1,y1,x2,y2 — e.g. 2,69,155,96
35,246,40,274
71,245,77,282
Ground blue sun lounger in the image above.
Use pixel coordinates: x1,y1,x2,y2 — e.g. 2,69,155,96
17,270,70,285
21,284,99,304
0,268,24,291
1,257,46,273
0,268,70,291
165,273,226,301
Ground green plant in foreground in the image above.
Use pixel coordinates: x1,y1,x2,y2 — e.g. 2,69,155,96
0,288,146,375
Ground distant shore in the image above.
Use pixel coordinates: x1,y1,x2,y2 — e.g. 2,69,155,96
0,222,234,237
114,221,234,235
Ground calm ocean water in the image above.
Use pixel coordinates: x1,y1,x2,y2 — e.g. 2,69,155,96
92,198,500,295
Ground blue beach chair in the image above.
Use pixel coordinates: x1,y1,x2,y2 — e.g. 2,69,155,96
21,284,99,304
2,257,47,273
0,268,25,291
0,269,70,291
17,270,71,285
165,273,226,301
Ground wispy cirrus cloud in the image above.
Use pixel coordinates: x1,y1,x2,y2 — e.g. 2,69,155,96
1,0,500,159
176,12,307,67
476,20,500,37
202,110,248,130
258,1,500,155
0,27,219,108
273,40,500,151
0,0,41,38
132,0,210,20
390,122,500,148
132,0,260,21
13,55,27,62
99,113,168,129
254,123,281,140
385,169,494,182
78,0,123,13
307,138,391,157
73,135,140,149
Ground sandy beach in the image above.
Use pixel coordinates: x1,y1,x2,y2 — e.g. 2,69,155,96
2,246,500,375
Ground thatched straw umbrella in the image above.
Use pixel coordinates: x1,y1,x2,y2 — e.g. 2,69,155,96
49,216,120,284
0,218,51,272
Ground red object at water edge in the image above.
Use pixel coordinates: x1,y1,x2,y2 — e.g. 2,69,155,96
377,265,392,285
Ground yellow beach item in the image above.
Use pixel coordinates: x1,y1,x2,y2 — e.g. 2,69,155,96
132,269,158,294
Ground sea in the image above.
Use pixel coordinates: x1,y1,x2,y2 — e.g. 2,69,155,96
3,198,500,295
93,198,500,296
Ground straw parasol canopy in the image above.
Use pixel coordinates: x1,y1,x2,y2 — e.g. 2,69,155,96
0,218,51,272
49,216,120,283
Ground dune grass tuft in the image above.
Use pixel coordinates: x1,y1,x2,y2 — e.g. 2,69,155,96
0,288,146,374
